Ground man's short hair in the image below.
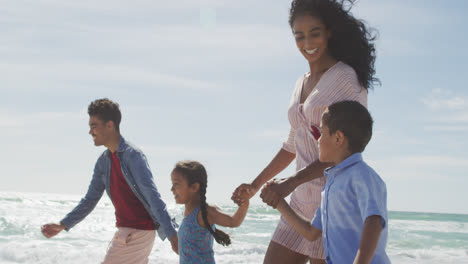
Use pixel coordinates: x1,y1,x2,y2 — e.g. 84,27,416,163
88,98,122,131
322,100,373,153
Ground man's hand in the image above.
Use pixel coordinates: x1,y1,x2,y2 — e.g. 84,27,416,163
41,223,66,238
231,183,257,206
169,234,179,254
260,178,295,208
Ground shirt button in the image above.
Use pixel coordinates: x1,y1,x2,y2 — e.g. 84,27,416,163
324,209,327,214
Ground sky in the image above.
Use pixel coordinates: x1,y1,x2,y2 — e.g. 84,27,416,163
1,0,467,214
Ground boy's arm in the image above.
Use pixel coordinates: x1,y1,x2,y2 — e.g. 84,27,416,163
276,199,321,241
261,160,331,207
353,215,383,264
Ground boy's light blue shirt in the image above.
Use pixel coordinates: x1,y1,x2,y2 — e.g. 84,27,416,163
311,153,391,264
60,136,177,241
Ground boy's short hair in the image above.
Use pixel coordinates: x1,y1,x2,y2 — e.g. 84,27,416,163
88,98,122,132
322,100,373,153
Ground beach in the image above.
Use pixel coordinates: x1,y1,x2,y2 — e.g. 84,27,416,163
1,192,467,263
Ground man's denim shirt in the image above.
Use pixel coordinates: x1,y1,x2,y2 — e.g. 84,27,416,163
61,136,177,241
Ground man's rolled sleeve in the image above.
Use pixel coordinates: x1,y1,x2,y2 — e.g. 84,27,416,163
61,160,105,230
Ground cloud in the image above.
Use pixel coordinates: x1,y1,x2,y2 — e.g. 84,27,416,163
141,145,235,158
1,3,295,93
0,63,220,93
352,1,465,57
0,109,86,128
423,125,468,132
422,89,467,110
254,129,289,141
2,0,294,63
9,0,256,11
420,89,468,124
353,1,455,27
368,154,468,180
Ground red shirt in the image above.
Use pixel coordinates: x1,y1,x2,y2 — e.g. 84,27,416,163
110,152,155,230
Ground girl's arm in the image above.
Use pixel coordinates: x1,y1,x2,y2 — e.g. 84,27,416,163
260,160,331,207
232,148,295,204
204,200,249,228
276,199,321,241
353,215,383,264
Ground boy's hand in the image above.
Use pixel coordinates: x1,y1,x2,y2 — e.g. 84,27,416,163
260,181,284,208
353,215,383,264
261,178,295,205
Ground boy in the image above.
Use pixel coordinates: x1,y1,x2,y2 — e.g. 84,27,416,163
263,100,390,264
41,98,178,264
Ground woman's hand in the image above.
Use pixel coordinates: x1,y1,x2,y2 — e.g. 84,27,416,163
231,183,258,206
260,178,295,208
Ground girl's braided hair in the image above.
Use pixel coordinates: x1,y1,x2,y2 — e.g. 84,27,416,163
174,161,231,246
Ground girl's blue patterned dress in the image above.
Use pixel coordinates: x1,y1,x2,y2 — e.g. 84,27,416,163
178,206,215,264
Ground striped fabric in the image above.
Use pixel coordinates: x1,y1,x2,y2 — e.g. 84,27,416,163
272,61,367,259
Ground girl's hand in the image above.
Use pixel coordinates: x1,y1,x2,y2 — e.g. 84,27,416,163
169,234,179,254
236,189,250,207
231,183,257,205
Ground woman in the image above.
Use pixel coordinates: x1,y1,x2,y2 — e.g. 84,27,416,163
232,0,379,263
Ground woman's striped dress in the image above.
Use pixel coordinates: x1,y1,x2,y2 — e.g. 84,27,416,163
271,61,368,259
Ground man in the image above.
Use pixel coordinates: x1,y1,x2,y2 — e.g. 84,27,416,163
42,98,178,263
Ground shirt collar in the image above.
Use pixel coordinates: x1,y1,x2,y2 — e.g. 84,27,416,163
117,136,127,153
106,136,127,156
324,152,363,177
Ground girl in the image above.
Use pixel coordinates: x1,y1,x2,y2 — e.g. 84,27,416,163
232,0,379,263
171,160,249,264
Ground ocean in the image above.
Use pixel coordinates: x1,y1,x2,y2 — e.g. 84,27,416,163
0,192,467,264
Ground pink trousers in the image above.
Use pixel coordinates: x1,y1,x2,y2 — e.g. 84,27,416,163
102,227,156,264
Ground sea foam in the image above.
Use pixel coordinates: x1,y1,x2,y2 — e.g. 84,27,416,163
1,192,467,263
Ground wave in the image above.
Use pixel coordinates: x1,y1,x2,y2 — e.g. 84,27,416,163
1,191,468,263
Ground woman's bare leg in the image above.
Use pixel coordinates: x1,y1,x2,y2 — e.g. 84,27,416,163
309,258,327,264
263,241,309,264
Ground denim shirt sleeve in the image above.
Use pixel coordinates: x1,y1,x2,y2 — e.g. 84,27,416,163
127,151,177,241
61,156,106,231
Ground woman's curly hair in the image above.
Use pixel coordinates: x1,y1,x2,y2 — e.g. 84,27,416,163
289,0,379,90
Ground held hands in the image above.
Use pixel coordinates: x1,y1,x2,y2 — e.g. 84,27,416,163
260,178,294,208
169,234,179,254
231,183,257,206
232,177,295,208
41,223,66,238
236,189,250,207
